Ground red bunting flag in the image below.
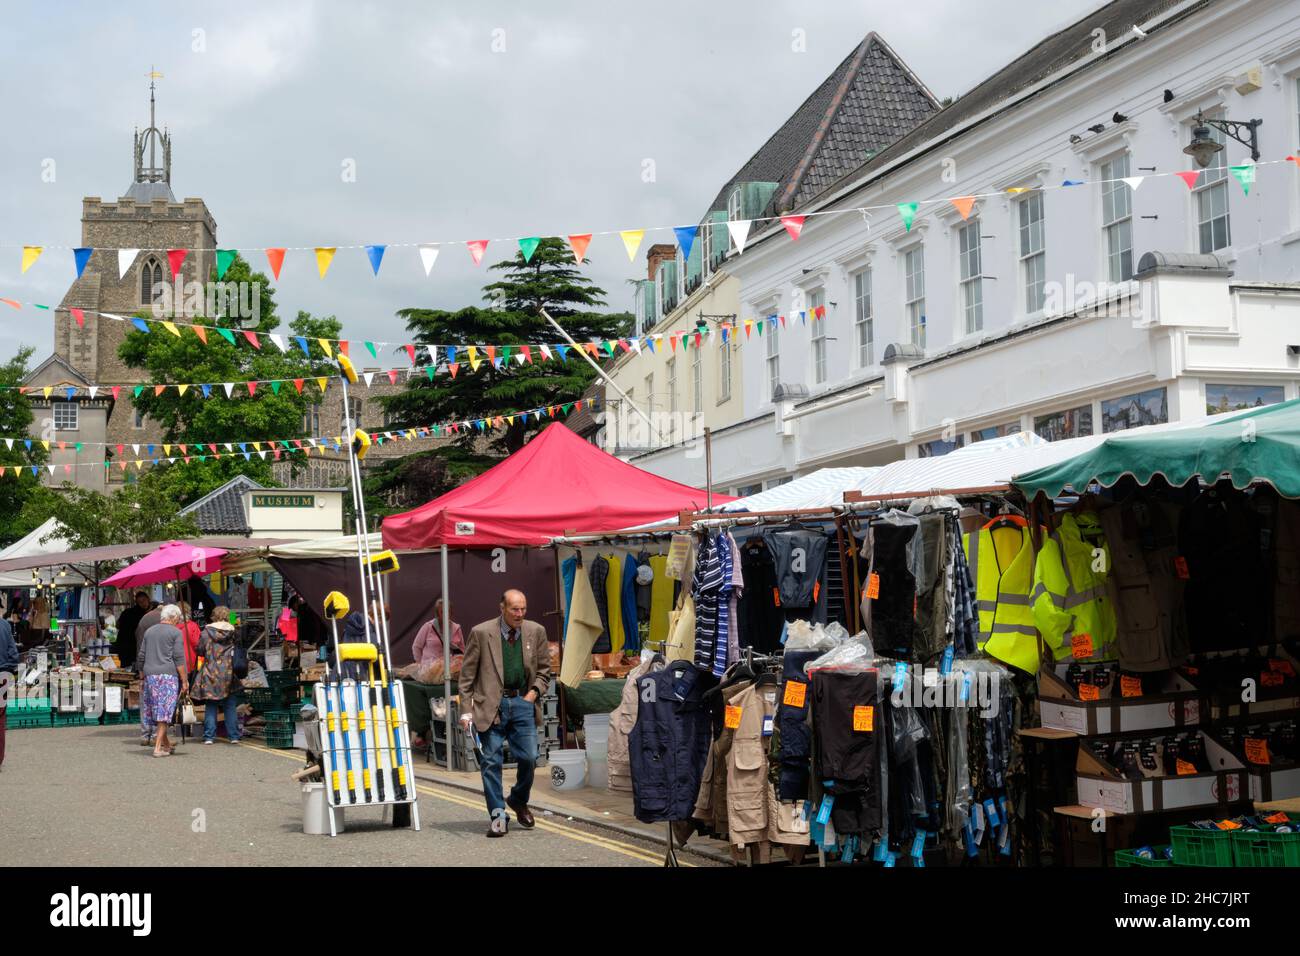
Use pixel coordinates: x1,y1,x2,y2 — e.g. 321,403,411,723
71,308,84,328
695,332,702,348
247,381,257,396
405,344,416,365
293,378,304,394
669,334,678,352
466,240,489,265
780,315,787,328
567,234,593,263
781,216,807,240
167,249,188,279
449,363,460,378
112,386,121,401
209,444,218,454
243,330,261,349
387,369,399,385
265,248,286,280
1175,170,1201,190
338,340,349,357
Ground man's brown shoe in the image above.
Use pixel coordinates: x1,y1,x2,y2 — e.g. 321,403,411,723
507,796,535,829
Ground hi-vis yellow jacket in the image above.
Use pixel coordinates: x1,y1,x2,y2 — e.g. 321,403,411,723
962,520,1040,674
1031,512,1117,663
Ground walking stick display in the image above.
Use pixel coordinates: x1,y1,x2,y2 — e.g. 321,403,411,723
307,355,420,835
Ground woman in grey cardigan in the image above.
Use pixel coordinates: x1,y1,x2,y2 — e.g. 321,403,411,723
139,605,189,757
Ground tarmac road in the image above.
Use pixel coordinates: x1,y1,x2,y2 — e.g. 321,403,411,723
0,723,714,867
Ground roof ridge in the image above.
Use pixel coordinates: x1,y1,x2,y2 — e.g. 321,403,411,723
178,473,264,516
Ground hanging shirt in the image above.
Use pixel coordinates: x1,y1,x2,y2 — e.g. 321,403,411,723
692,534,725,673
604,554,624,656
620,552,641,653
648,555,672,651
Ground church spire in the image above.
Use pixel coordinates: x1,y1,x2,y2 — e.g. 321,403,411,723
129,69,174,200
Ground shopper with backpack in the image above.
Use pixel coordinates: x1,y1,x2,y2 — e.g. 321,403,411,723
190,606,244,744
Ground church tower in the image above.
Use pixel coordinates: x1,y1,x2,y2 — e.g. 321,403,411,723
53,74,217,480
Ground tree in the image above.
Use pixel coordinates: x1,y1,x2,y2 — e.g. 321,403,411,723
0,347,49,546
18,482,200,551
118,253,342,505
360,444,499,520
380,237,632,458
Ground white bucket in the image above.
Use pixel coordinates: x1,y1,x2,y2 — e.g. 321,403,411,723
301,782,343,835
549,748,587,791
583,714,611,748
587,754,608,789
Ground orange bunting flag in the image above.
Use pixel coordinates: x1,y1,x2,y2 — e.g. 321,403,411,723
449,363,460,378
467,240,489,265
293,378,304,394
485,345,497,362
567,234,593,263
950,196,976,220
154,385,166,397
780,216,807,241
265,248,286,280
193,325,207,344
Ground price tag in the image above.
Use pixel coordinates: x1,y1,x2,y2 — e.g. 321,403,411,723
783,681,806,708
852,705,874,732
911,830,926,858
873,839,888,863
883,851,897,868
772,587,781,608
1244,737,1270,765
1071,633,1095,659
762,715,774,737
941,646,954,675
1216,819,1242,830
724,705,742,729
1268,659,1296,677
865,573,881,600
1264,812,1290,824
1261,671,1285,688
984,798,1000,828
1120,675,1143,698
1174,556,1190,579
813,581,821,603
1176,759,1197,776
1079,683,1101,702
815,794,834,825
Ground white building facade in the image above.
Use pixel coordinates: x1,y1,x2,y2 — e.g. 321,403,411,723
628,0,1300,494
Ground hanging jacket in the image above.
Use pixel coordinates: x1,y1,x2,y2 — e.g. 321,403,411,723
608,656,664,792
647,555,673,651
964,520,1041,673
629,660,714,823
605,554,625,656
620,552,642,653
588,557,611,654
1031,512,1116,665
1098,498,1189,671
865,511,922,659
763,528,829,608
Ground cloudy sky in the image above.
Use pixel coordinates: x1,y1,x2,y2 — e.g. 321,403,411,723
0,0,1105,367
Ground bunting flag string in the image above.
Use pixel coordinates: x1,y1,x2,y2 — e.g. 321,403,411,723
0,398,603,478
8,158,1290,276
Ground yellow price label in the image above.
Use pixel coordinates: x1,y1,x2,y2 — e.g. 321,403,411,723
852,705,874,732
782,681,807,708
724,705,742,730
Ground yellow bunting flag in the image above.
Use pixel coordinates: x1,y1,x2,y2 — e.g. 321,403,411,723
317,378,327,392
315,247,337,278
318,338,334,359
162,321,181,337
21,246,43,273
41,440,50,451
620,229,645,262
467,346,480,371
1005,186,1029,194
177,383,189,396
43,387,53,399
163,445,172,456
950,196,976,220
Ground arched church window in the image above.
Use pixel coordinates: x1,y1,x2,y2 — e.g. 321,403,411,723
139,257,165,305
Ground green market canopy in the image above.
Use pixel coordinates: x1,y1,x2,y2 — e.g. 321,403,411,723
1014,398,1300,500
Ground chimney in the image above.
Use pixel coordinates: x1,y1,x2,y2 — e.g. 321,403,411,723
646,244,677,281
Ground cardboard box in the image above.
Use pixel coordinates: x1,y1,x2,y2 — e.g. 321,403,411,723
1038,664,1206,735
1076,732,1247,814
1203,650,1300,721
1202,729,1300,804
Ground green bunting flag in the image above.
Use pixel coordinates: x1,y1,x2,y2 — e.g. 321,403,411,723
365,341,378,359
898,202,920,231
215,249,237,280
217,327,237,346
133,385,144,399
602,340,615,356
1229,164,1256,195
271,380,281,395
518,237,541,263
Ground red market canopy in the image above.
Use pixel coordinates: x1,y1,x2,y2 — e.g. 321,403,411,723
381,422,730,549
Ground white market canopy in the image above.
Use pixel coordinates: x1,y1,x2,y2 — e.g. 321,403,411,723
0,519,90,587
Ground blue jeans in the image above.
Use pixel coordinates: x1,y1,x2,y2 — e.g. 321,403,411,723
203,696,241,742
478,695,537,818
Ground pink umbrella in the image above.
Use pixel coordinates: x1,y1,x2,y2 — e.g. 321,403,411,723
101,541,228,589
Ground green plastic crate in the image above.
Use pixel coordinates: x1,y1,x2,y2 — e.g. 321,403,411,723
106,708,141,724
1115,845,1174,867
1171,826,1236,867
241,687,275,709
8,713,52,729
10,697,51,713
263,727,295,749
1232,829,1300,867
51,712,88,727
261,709,297,726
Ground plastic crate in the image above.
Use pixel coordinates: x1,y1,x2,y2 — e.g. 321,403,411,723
263,727,296,749
10,697,51,713
51,713,88,727
8,713,52,729
106,708,141,725
261,709,297,726
1114,845,1174,867
1231,829,1300,867
1170,826,1236,867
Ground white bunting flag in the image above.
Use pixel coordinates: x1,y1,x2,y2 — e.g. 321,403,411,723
270,333,289,353
419,245,439,276
223,383,234,398
224,443,233,452
88,386,98,399
47,464,56,476
427,345,437,366
539,344,552,361
132,444,140,455
515,352,527,366
3,439,11,450
632,339,642,354
1122,176,1145,191
118,249,139,278
363,372,375,387
727,220,751,254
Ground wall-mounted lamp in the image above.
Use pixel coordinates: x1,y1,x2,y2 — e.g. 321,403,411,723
1184,110,1261,167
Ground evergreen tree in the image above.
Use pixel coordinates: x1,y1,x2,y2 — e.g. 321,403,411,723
380,237,631,457
0,347,49,545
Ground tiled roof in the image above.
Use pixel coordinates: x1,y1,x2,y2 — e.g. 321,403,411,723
178,474,263,534
795,0,1199,211
707,32,939,216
